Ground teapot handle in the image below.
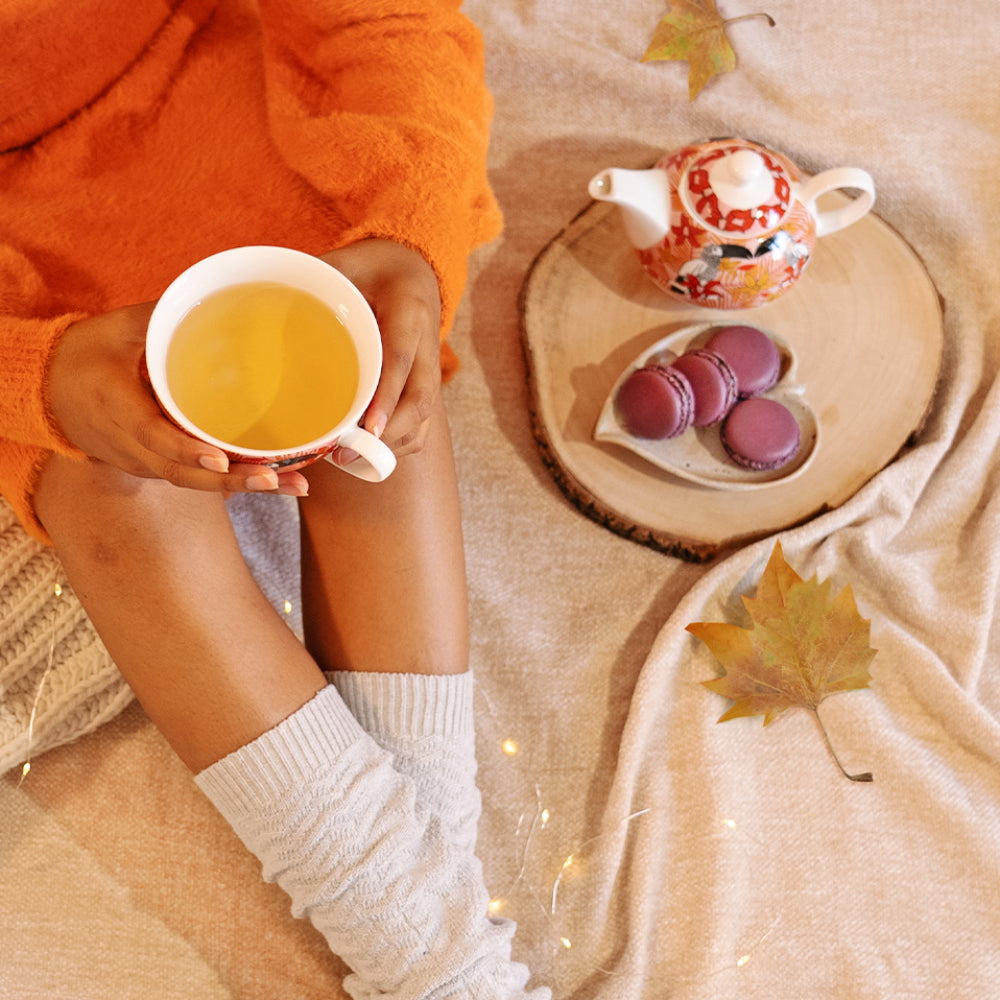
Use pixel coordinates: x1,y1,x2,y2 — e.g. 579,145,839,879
800,167,876,237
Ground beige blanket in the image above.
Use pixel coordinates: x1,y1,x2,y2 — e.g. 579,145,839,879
3,2,1000,997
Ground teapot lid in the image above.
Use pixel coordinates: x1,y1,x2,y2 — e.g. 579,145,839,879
681,141,792,238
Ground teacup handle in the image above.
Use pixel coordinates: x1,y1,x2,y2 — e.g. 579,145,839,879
800,167,876,237
324,424,397,482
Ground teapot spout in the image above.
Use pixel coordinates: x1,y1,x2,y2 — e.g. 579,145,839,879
588,167,670,250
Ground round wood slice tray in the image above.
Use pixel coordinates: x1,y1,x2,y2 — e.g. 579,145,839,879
519,195,944,562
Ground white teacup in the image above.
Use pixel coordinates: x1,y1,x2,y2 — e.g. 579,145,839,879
145,245,396,482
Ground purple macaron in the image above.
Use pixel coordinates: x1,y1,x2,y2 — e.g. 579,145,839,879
705,325,782,399
616,364,694,439
720,397,801,471
671,349,739,427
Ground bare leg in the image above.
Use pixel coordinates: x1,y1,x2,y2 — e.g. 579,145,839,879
34,393,467,765
34,457,326,772
299,393,469,676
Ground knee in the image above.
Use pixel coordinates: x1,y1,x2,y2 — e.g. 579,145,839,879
35,455,223,566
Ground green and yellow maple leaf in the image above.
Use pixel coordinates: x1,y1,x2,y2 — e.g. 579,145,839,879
687,541,876,781
642,1,775,101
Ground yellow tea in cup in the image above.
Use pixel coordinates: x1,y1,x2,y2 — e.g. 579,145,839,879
165,281,360,451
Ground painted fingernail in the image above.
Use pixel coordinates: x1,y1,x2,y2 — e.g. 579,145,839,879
200,453,229,473
369,413,387,440
247,472,279,491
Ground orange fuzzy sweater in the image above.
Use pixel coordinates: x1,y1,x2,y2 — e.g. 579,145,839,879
0,0,501,541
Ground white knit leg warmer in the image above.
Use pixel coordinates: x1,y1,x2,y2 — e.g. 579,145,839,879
325,670,481,855
195,685,548,1000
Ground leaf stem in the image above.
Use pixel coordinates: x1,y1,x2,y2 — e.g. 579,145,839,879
723,13,777,29
811,707,873,783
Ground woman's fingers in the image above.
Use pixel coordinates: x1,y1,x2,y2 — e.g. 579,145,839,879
373,324,441,454
320,240,443,454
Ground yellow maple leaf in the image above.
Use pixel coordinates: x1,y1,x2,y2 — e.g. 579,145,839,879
687,541,876,781
641,1,775,101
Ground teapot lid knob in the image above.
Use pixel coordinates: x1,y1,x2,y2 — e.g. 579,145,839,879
709,149,773,209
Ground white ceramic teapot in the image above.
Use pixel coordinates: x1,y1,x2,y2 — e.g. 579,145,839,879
589,137,875,309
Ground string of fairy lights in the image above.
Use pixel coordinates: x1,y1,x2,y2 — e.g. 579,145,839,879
18,580,63,786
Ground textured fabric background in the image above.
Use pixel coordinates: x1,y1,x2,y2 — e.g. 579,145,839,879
3,2,999,997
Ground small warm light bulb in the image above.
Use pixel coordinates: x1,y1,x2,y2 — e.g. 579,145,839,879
53,583,62,597
561,854,574,870
540,808,551,826
723,818,737,829
20,762,30,779
283,600,293,615
560,937,572,950
489,898,503,914
737,954,750,967
502,738,519,756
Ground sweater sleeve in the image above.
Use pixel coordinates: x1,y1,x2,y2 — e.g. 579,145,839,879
0,245,86,457
256,0,503,337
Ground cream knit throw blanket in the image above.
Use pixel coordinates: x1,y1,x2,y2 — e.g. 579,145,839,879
0,497,127,776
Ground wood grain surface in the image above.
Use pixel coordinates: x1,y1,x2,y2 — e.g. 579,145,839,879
519,196,944,561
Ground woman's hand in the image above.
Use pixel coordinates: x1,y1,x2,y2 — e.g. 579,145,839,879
48,302,309,495
320,239,443,458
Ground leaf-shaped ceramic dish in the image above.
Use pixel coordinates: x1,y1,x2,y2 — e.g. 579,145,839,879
593,323,819,490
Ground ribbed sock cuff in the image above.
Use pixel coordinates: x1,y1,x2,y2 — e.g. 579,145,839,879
326,670,474,743
193,684,369,820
